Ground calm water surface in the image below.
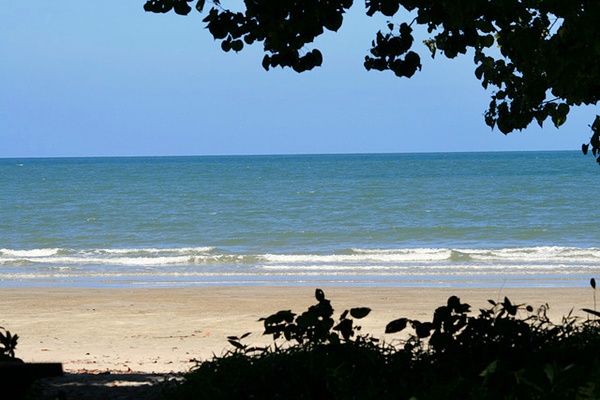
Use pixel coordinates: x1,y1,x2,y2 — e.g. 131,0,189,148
1,152,599,288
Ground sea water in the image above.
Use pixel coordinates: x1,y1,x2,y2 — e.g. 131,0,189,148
1,152,600,288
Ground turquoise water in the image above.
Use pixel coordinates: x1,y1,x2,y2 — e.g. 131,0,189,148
1,152,600,288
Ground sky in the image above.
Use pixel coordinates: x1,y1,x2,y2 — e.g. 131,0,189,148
0,2,595,158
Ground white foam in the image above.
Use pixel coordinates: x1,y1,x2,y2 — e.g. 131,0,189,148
2,246,599,282
346,246,600,264
19,255,193,266
0,248,62,257
89,247,214,255
455,246,600,263
263,249,452,264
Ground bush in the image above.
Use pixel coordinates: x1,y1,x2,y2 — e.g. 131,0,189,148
162,288,600,399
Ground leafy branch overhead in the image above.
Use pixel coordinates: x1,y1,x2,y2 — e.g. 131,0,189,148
144,1,600,145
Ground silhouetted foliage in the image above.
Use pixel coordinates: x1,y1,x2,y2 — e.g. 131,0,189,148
581,116,600,164
144,1,600,147
163,288,600,399
0,326,19,362
257,288,372,346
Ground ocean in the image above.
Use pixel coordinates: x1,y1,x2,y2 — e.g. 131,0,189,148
1,152,599,288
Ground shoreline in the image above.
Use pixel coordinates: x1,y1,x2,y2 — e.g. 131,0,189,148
0,271,595,290
1,286,596,373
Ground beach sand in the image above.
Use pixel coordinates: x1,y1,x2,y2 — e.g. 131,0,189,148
1,286,595,373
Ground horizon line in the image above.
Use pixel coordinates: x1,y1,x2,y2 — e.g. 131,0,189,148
0,149,578,160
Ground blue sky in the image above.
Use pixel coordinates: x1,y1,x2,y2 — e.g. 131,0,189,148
1,2,593,157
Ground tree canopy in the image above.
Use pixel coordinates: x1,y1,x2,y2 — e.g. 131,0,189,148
143,0,600,160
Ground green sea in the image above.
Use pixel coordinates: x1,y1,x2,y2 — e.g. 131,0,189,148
1,151,599,288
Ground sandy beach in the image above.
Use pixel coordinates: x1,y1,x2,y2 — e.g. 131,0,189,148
1,286,596,374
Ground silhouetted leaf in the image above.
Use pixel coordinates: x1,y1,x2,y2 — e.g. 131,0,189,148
244,346,265,353
227,340,246,350
173,0,192,15
324,12,343,32
591,131,600,149
591,278,596,289
447,296,461,309
333,319,353,340
297,311,318,328
261,310,295,326
262,55,271,71
582,143,589,155
221,40,231,52
311,49,323,67
592,115,600,133
231,40,244,52
503,297,518,316
350,307,371,319
582,308,600,318
480,34,494,48
385,318,408,334
315,288,325,302
380,0,399,16
415,322,433,338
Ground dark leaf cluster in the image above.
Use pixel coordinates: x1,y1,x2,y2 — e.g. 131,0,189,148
163,287,600,399
362,1,600,135
0,326,19,362
364,23,421,78
143,0,194,16
258,288,372,346
144,0,600,155
145,0,352,72
581,115,600,163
